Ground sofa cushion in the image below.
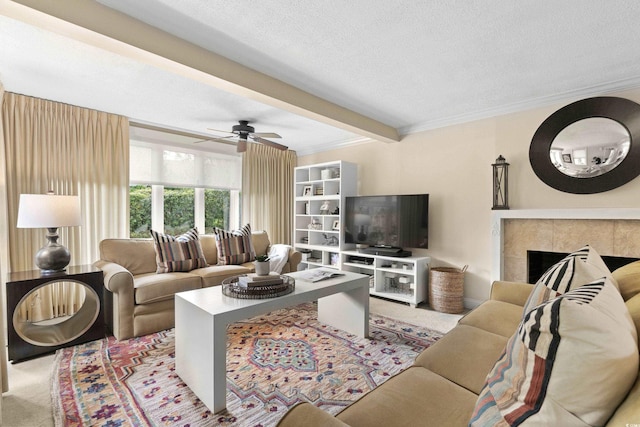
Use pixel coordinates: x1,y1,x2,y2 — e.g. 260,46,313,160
522,245,612,315
458,300,523,338
214,224,256,265
99,238,158,276
414,325,508,395
277,402,349,427
606,358,640,427
337,367,478,427
199,234,219,265
150,228,208,273
251,230,271,256
134,272,202,304
628,293,640,349
612,260,640,302
470,277,638,426
189,264,252,287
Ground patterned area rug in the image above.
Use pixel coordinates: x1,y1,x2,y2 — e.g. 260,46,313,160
52,303,443,426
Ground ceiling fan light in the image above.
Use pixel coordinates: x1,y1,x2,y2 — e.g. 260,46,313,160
237,134,248,153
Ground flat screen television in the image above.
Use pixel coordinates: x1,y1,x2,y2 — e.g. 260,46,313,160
344,194,429,249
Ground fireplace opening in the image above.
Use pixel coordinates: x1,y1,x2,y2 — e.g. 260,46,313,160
527,250,639,284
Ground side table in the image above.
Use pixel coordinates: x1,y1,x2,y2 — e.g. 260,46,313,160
6,264,105,362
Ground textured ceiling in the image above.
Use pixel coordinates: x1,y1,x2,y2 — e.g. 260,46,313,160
2,0,640,155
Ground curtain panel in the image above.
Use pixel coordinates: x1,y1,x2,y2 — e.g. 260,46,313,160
242,144,296,244
0,92,129,323
0,83,8,394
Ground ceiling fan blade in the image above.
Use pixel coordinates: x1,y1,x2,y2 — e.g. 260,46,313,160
252,136,288,150
252,132,282,139
207,127,235,135
194,136,235,144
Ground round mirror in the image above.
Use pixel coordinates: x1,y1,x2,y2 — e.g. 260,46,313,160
530,97,640,194
549,117,630,178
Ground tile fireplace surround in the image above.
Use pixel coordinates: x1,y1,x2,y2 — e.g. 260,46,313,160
492,209,640,283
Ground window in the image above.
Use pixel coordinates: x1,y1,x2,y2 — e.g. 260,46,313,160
130,185,152,238
164,187,195,235
129,126,241,236
205,188,231,233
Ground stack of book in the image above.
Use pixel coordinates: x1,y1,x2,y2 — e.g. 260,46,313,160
238,273,284,288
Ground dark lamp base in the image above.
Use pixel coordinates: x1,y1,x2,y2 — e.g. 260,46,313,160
34,227,71,273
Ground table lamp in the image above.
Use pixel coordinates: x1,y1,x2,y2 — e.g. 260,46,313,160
17,192,82,273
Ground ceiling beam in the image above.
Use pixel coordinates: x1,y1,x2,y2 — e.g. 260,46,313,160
3,0,400,143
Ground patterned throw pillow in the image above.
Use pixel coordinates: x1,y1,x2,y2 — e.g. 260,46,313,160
469,277,638,426
150,228,208,273
522,245,613,314
213,224,256,265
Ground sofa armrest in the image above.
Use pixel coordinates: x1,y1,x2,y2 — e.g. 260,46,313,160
93,260,136,340
264,244,302,273
95,260,134,293
287,248,302,272
489,281,534,307
277,403,349,427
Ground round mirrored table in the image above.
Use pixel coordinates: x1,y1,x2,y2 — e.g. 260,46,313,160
6,264,105,362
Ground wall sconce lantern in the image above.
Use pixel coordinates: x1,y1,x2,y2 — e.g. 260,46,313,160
492,155,509,210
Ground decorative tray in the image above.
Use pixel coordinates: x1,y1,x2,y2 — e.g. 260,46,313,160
222,275,295,299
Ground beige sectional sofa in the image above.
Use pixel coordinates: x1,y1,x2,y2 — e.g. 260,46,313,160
94,231,301,340
277,260,640,427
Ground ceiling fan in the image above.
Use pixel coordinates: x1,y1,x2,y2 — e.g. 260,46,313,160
204,120,288,152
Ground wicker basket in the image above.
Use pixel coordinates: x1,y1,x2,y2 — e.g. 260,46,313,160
429,265,467,314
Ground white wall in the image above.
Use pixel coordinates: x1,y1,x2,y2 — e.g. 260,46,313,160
298,87,640,306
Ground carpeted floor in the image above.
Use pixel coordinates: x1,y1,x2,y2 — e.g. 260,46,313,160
51,302,445,427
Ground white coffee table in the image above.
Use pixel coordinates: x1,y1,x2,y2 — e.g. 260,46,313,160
174,269,370,413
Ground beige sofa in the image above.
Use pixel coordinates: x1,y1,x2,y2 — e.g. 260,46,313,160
278,261,640,427
94,231,301,340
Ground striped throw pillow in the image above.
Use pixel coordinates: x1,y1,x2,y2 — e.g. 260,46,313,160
522,245,613,315
470,277,638,426
150,228,208,273
213,224,256,265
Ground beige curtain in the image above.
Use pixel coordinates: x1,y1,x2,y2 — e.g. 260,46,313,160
242,144,296,244
1,92,129,323
0,83,9,396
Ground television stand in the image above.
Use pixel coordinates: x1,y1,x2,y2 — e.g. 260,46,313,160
341,250,429,307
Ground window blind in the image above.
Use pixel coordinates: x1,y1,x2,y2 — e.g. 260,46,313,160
130,139,241,190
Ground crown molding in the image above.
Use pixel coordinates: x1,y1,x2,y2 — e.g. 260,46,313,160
398,77,640,136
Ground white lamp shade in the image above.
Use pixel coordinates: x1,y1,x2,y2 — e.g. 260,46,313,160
17,194,82,228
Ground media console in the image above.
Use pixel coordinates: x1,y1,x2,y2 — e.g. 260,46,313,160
341,250,430,307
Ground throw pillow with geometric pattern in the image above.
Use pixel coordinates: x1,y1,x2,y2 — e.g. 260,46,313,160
150,228,208,273
469,277,638,426
522,245,613,315
213,223,256,265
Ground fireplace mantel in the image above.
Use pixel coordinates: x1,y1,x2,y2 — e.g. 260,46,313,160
491,208,640,282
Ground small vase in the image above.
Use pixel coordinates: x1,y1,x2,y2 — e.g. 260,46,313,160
254,261,270,276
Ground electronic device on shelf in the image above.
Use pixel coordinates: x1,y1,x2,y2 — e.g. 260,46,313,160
344,194,429,250
360,246,412,257
348,256,374,265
